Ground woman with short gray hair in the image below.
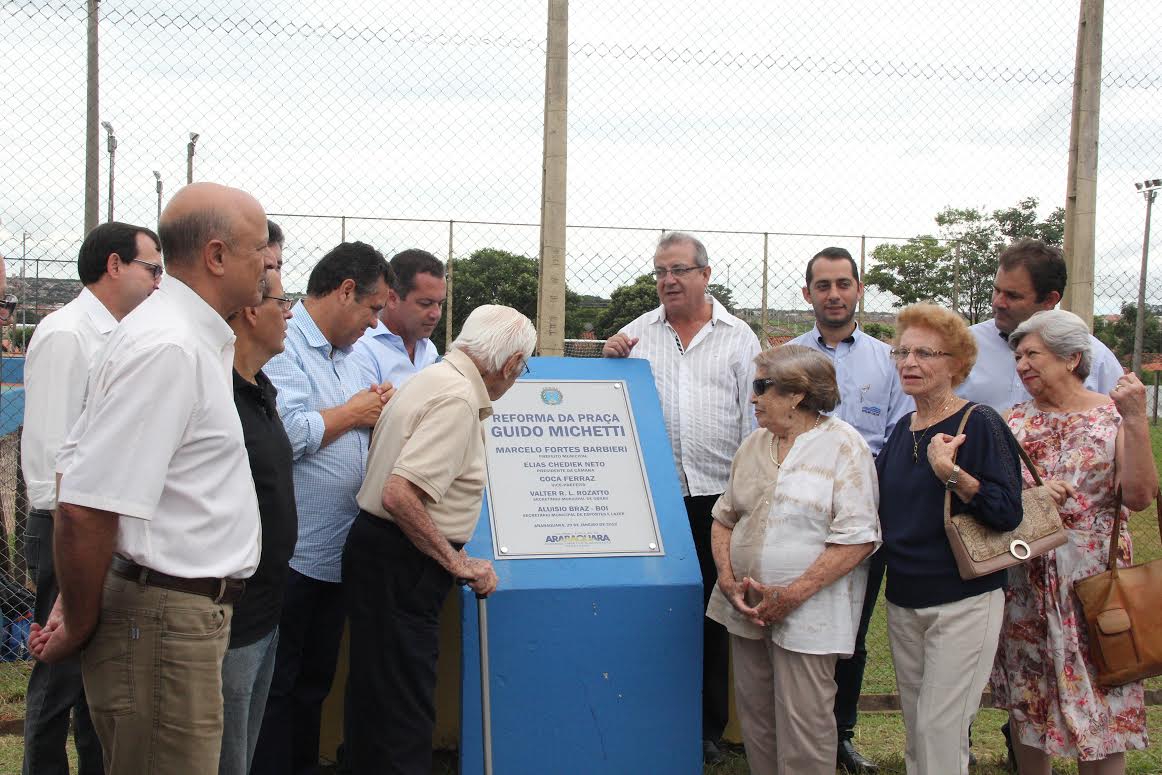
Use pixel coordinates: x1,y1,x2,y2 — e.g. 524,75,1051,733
991,309,1157,775
707,344,879,775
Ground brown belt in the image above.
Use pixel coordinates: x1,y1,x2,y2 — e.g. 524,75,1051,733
110,555,245,604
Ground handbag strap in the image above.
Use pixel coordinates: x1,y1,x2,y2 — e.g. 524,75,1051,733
1014,442,1046,486
942,404,976,518
1107,486,1162,577
1107,488,1124,578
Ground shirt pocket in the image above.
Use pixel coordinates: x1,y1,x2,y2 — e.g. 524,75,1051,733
847,382,890,442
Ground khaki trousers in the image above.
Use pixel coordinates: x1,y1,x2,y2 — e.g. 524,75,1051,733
81,573,233,775
887,589,1003,775
731,634,839,775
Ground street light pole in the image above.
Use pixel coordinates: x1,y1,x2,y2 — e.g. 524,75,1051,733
187,132,200,184
101,121,116,222
153,170,163,226
1132,179,1161,374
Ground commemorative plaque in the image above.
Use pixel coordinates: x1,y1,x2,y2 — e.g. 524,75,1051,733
483,379,664,559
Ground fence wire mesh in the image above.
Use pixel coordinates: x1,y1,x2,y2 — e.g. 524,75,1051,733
1,0,1160,697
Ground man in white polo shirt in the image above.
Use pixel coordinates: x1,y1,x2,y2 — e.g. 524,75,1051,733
20,220,162,775
29,182,277,774
602,232,760,764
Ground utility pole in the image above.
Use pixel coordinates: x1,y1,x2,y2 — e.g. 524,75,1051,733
187,132,200,184
153,170,163,226
536,0,567,356
1061,0,1104,328
83,0,100,234
1131,179,1161,374
101,121,116,222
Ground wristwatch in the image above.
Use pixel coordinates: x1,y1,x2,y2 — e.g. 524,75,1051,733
945,464,961,490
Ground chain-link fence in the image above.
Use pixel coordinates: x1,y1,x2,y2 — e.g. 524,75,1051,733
2,0,1161,692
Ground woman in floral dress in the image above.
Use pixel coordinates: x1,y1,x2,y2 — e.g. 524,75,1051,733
992,310,1158,775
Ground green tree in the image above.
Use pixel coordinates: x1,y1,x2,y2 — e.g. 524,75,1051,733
864,236,952,308
594,275,657,337
1105,303,1161,367
866,198,1065,324
447,248,584,340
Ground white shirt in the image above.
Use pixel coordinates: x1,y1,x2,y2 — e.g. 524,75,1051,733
21,288,117,510
350,319,439,390
618,297,760,496
706,420,880,656
56,278,261,579
957,318,1124,411
787,325,913,456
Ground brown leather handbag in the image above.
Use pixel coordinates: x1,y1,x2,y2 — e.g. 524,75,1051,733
1073,489,1162,687
943,405,1067,580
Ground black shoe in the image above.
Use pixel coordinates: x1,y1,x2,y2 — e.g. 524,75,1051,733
702,739,725,766
837,739,878,773
1001,721,1016,772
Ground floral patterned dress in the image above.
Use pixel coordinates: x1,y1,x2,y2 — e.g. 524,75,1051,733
990,401,1147,759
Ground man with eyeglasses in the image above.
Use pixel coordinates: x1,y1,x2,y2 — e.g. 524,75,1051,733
19,220,162,775
219,268,297,775
352,249,446,390
787,246,911,773
602,231,760,765
252,241,395,775
31,184,277,773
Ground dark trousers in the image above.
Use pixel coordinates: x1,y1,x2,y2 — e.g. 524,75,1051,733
342,512,459,775
251,568,345,775
833,548,886,740
22,510,103,775
685,494,729,742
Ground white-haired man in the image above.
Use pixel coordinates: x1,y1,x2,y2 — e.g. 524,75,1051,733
343,304,535,775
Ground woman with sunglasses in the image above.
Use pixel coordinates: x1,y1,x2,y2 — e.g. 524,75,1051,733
706,344,879,775
877,303,1023,775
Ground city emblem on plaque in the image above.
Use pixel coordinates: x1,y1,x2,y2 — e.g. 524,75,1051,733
540,386,564,406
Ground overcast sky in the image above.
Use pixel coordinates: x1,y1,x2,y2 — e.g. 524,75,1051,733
2,0,1159,312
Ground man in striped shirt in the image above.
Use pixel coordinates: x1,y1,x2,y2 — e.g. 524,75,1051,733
603,232,760,764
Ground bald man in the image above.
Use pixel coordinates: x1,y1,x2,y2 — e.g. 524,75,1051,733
30,183,278,774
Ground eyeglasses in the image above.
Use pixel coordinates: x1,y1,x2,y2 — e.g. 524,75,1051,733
131,258,164,280
889,347,952,362
263,295,294,312
0,295,16,322
522,359,531,376
652,265,702,280
752,378,778,396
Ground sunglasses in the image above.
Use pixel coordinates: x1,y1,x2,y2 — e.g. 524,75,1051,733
752,378,777,396
0,295,15,322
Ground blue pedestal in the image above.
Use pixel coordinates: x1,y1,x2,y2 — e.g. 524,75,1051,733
459,356,702,775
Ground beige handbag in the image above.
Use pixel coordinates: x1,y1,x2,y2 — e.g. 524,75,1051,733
943,405,1068,580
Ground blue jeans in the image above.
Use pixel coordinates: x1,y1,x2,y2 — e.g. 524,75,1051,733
219,627,280,775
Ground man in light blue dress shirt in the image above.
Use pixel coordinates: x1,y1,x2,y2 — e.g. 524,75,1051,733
352,249,446,389
958,238,1122,412
252,242,394,775
787,247,912,774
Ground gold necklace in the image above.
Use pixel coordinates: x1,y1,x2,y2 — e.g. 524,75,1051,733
911,395,956,463
768,413,825,467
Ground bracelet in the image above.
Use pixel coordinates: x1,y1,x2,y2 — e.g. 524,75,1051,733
944,464,961,491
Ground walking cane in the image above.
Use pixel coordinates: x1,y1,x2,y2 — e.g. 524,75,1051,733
461,583,494,775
